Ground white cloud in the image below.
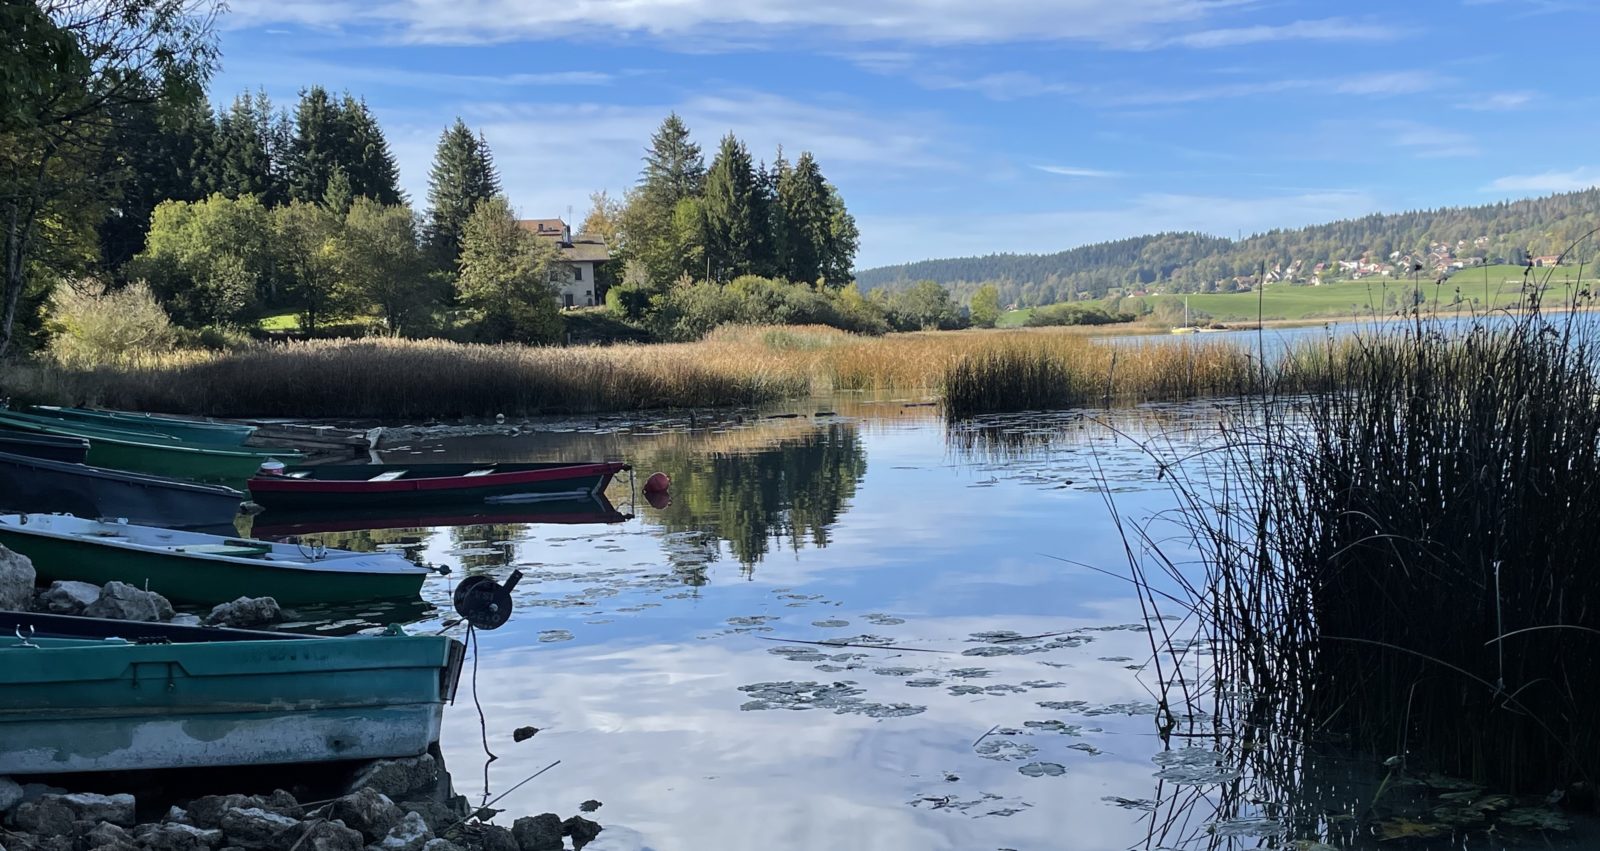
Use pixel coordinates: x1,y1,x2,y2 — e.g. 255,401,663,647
1097,69,1444,106
1485,167,1600,193
1456,90,1536,111
222,0,1274,46
1160,17,1398,48
384,90,953,225
1380,120,1480,158
1330,70,1443,96
1034,165,1122,178
857,189,1379,267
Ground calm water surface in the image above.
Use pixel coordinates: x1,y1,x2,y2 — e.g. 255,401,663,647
247,396,1591,850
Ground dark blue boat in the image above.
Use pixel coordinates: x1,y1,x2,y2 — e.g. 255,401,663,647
0,432,89,464
0,451,246,530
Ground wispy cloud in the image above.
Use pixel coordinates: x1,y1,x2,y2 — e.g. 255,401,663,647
1034,165,1122,178
1485,167,1600,193
1456,91,1536,111
1381,120,1480,158
1159,17,1398,48
1098,69,1445,106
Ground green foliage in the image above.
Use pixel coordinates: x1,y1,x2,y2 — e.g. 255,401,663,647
208,89,290,205
969,283,1001,328
272,200,346,331
424,119,500,269
130,194,271,325
457,196,562,344
1024,302,1132,327
621,113,708,290
337,198,433,334
703,134,771,280
45,281,176,367
880,280,967,331
648,276,887,341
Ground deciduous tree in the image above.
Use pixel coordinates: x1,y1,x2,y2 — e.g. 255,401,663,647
456,196,560,344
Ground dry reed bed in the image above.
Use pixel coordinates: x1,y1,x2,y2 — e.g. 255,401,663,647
6,324,1294,419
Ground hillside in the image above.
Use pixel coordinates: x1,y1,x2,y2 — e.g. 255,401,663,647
857,188,1600,309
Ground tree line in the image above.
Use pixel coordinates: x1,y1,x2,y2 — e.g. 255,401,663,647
857,189,1600,309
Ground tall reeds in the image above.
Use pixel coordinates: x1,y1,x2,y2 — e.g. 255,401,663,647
1131,305,1600,798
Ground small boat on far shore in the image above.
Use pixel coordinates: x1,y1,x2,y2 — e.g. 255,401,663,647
0,610,464,774
248,461,630,510
28,406,258,446
0,514,429,605
0,451,247,531
0,409,301,483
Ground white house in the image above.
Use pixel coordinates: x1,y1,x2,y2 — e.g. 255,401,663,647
516,218,610,308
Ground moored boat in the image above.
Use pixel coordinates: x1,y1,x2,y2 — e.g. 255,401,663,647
0,610,464,774
0,451,247,530
0,409,301,483
248,461,629,510
0,432,89,464
249,494,632,537
28,405,257,446
0,514,430,605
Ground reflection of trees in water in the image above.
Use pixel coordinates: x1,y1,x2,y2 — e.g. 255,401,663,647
648,422,867,572
945,402,1229,464
448,523,526,572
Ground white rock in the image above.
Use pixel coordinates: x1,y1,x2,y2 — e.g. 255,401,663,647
0,545,36,612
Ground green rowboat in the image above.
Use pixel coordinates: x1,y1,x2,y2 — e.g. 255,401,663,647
0,514,430,605
29,405,258,446
0,409,299,482
0,611,464,774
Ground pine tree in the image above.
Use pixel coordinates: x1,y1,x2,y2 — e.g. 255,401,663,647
702,133,766,281
777,151,829,284
622,113,706,286
287,86,343,204
341,95,403,205
211,90,277,202
764,149,790,280
322,165,353,216
424,119,501,270
822,184,858,285
98,96,215,271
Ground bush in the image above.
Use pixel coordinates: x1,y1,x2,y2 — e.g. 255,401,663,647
1023,303,1132,327
45,281,177,368
648,276,890,341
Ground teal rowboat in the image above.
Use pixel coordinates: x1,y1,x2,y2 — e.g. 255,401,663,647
29,406,257,446
0,611,464,774
0,514,430,605
0,410,299,482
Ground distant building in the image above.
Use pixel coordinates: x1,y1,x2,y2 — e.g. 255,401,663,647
1533,255,1562,267
516,218,610,308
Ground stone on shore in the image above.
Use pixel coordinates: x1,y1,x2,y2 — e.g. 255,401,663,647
188,792,301,830
346,755,438,800
422,840,464,851
135,821,225,851
35,580,100,615
510,814,563,851
0,544,36,612
10,798,75,836
288,818,363,851
375,812,433,851
473,824,518,851
82,581,173,622
205,596,282,628
218,806,300,849
57,792,136,827
562,815,603,850
0,775,23,814
79,821,134,849
327,788,401,842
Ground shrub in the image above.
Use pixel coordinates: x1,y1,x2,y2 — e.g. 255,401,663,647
45,281,177,368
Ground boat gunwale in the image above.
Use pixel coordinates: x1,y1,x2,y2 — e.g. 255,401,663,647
0,514,428,576
248,461,628,494
0,451,247,498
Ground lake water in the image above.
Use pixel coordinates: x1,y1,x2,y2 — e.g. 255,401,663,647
247,395,1594,850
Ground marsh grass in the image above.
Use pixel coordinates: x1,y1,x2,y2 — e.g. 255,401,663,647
6,323,1291,419
1126,293,1600,803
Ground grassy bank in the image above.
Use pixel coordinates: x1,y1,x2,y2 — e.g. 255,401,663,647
5,324,1287,419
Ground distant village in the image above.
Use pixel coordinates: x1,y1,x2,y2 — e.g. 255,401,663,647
1104,237,1562,300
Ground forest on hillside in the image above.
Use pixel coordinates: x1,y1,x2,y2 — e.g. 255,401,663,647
858,189,1600,307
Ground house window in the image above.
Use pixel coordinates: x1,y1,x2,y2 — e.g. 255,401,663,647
573,265,583,281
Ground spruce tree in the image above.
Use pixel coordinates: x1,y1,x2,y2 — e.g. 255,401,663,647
702,133,766,281
287,86,342,204
341,95,403,205
211,91,276,202
623,113,706,286
778,151,829,284
424,119,501,270
639,112,704,208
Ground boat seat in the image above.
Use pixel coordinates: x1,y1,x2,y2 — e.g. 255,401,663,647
175,543,272,557
462,468,497,477
368,471,408,482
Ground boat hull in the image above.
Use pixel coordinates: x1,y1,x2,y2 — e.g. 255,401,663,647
249,462,627,510
0,615,462,774
0,411,297,483
0,451,245,530
0,526,426,605
0,433,89,464
30,406,256,446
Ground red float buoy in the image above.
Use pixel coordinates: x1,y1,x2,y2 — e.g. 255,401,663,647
644,471,671,493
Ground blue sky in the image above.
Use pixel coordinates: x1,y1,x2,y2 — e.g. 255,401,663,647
212,0,1600,269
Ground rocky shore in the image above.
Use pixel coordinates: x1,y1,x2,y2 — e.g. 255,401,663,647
0,753,601,851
